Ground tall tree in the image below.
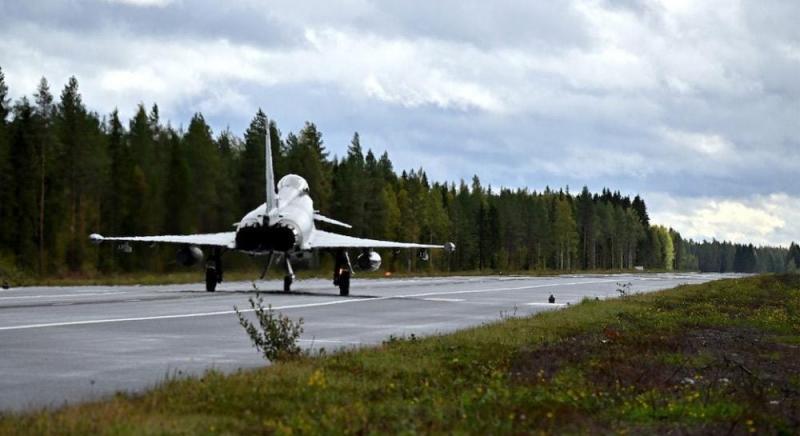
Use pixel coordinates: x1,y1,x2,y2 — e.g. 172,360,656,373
787,242,800,272
0,67,12,259
128,104,160,235
8,98,38,270
288,122,331,213
551,197,578,270
238,110,267,216
163,130,191,235
183,113,221,232
215,128,241,232
57,77,91,271
331,133,367,235
33,78,56,274
576,186,596,269
99,109,132,271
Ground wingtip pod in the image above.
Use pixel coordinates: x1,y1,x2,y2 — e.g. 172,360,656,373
89,233,104,245
444,242,456,253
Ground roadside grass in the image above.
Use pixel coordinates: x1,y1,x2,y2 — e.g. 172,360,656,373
2,274,798,434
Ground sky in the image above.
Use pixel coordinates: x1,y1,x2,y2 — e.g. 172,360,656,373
0,0,798,246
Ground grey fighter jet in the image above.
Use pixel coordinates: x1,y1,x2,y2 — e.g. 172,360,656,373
90,117,454,295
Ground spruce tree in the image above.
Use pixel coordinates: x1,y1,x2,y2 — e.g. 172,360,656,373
290,122,331,213
576,186,595,269
128,104,158,235
787,243,800,272
57,77,90,271
33,78,56,274
163,130,191,235
0,67,12,258
99,109,131,271
183,113,221,232
9,98,40,270
239,110,267,215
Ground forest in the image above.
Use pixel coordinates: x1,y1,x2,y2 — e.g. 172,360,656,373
0,68,796,279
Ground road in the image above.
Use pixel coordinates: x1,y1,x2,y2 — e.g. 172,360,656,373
0,273,736,411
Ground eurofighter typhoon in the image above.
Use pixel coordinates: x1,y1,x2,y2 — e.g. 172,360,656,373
90,117,454,295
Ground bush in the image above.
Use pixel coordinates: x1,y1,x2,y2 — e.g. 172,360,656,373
234,294,304,362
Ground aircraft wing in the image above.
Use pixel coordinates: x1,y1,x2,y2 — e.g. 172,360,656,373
308,229,443,249
89,232,236,248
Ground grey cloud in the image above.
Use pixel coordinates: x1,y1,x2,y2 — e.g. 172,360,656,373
0,0,797,244
2,0,299,48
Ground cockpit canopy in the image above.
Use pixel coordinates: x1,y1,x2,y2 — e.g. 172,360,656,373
277,174,309,193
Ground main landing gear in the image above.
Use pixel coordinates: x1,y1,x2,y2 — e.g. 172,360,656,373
205,248,223,292
333,249,352,297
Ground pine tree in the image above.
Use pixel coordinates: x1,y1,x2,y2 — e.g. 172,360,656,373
9,98,39,270
183,113,221,232
0,67,12,259
288,122,331,213
128,104,159,235
31,78,59,274
99,109,132,271
576,186,596,269
163,130,191,234
632,195,649,226
215,128,241,232
551,198,578,270
331,133,367,235
57,77,91,271
787,243,800,272
362,149,388,239
239,110,267,215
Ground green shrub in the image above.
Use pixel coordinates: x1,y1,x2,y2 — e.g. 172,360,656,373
234,294,304,362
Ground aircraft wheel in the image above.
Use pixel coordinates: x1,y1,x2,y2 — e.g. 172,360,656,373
205,268,217,292
283,275,293,293
338,271,350,296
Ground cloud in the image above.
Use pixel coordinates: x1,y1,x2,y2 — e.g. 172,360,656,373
0,0,797,245
649,192,798,246
104,0,173,7
660,128,732,155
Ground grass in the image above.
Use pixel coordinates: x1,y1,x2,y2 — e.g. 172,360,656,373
2,274,799,434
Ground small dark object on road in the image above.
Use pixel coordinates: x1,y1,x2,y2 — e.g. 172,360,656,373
1,280,9,290
548,294,555,304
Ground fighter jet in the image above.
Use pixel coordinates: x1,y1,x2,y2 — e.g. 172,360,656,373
90,117,454,295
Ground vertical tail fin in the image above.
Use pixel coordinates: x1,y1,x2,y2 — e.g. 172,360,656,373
265,116,278,215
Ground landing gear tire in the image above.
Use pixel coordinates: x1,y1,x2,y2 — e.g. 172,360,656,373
338,270,350,296
283,275,293,293
205,267,217,293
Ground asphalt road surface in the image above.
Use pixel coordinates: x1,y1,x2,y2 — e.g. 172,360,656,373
0,273,738,411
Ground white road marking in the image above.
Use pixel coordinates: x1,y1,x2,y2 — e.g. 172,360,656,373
0,292,125,301
0,279,623,331
420,298,465,302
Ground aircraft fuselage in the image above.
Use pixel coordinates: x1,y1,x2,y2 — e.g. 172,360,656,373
235,174,314,254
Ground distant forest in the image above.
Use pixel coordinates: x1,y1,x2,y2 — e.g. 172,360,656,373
0,69,798,277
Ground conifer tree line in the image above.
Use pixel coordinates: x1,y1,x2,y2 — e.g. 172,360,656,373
0,70,794,277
